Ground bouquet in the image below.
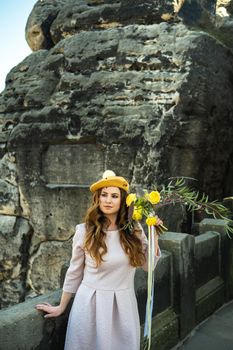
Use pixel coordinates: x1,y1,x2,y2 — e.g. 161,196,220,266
125,178,233,350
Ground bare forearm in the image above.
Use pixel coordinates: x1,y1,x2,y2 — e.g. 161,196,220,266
59,291,73,312
154,234,160,257
36,291,74,318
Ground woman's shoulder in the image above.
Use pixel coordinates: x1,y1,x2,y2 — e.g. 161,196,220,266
75,222,86,233
73,223,87,245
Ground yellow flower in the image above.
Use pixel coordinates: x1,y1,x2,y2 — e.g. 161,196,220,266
126,193,137,207
146,191,161,205
132,207,143,221
146,216,158,226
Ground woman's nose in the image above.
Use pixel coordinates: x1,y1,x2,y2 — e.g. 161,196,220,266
106,196,112,203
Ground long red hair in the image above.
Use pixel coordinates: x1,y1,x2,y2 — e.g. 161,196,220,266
84,188,146,267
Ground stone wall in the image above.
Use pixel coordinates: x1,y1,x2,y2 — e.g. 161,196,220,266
0,0,233,307
0,219,232,350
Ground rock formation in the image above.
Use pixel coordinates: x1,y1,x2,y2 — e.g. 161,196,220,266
0,0,233,307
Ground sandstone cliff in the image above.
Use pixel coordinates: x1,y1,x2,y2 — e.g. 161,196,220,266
0,0,233,307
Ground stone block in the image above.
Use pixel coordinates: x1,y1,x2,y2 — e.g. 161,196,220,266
199,218,232,300
142,308,179,350
195,229,225,323
0,290,68,350
196,276,225,324
199,218,229,236
29,186,91,243
195,231,220,289
27,239,72,296
135,251,172,323
42,144,105,185
153,251,172,315
159,232,195,339
42,143,135,186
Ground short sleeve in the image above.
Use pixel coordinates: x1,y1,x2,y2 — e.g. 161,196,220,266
139,224,161,272
62,224,85,294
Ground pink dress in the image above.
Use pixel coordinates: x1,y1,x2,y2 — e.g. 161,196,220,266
63,223,161,350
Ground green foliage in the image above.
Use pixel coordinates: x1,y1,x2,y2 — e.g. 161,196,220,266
157,177,233,237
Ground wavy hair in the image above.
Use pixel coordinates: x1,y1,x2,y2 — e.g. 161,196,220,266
84,188,146,267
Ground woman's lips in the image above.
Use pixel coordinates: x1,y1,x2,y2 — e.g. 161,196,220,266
104,206,113,209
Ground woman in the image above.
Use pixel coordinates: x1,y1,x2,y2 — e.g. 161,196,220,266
36,170,161,350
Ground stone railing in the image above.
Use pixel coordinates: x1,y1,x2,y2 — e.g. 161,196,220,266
0,219,232,350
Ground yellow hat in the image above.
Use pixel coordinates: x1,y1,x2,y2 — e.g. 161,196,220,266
90,170,129,193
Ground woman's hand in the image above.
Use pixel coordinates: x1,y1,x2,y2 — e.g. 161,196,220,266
155,216,163,227
153,217,162,256
154,216,163,236
35,302,65,318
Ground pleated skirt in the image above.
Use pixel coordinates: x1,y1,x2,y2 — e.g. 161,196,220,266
64,282,140,350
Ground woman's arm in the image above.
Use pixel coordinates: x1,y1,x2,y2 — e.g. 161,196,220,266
36,291,73,318
35,224,85,318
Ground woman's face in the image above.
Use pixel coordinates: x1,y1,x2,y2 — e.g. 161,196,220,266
99,187,121,216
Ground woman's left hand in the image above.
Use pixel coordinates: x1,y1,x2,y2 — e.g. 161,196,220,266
154,216,163,236
155,216,163,226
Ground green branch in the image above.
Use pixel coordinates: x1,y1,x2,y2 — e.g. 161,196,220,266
158,178,233,236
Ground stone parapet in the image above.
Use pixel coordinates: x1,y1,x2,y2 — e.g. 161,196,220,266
0,220,232,350
159,232,195,339
0,290,64,350
199,218,233,300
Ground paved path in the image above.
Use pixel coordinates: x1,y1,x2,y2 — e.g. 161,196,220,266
173,301,233,350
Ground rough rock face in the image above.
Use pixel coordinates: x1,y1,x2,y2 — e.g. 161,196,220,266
215,0,233,50
25,0,64,51
0,216,32,308
0,0,233,307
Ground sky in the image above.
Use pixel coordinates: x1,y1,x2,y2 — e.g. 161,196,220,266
0,0,37,92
